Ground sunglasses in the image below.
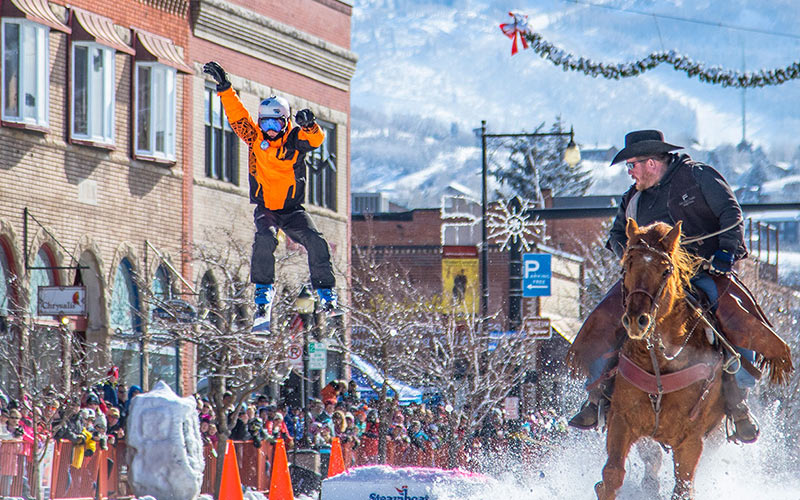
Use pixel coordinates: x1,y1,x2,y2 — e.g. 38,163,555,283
258,117,286,133
625,158,650,170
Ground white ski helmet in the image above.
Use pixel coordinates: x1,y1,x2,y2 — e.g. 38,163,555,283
258,96,290,122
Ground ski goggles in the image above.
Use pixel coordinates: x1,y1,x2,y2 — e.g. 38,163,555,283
259,116,286,133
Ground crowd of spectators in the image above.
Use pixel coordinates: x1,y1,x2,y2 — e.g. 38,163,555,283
192,378,570,470
0,367,142,497
0,368,570,494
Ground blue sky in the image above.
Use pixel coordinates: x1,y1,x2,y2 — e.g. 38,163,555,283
351,0,800,154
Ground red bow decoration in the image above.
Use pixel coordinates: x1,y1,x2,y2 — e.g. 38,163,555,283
500,12,530,55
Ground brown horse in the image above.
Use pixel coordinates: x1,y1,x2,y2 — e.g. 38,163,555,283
594,219,777,500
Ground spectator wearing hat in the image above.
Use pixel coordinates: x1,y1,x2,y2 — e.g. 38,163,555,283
307,398,323,420
107,407,125,444
269,412,293,447
353,409,367,436
316,399,335,429
124,386,142,415
102,366,121,406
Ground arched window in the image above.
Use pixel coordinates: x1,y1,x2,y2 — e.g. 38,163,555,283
28,247,57,318
148,265,178,392
110,259,142,389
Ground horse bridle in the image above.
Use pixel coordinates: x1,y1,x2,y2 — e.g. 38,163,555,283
621,240,678,435
621,239,728,437
621,240,675,340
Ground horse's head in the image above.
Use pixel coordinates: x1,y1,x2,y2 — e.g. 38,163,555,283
621,219,691,341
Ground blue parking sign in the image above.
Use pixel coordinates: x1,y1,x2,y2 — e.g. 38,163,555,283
523,253,551,297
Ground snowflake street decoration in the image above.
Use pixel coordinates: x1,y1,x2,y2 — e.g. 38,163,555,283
486,197,545,251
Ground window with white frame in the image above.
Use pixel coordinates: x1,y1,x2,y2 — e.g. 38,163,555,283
72,42,114,143
204,86,239,184
2,19,48,126
135,62,176,161
306,120,337,211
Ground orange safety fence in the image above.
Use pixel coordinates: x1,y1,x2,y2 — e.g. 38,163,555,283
1,436,502,500
200,440,274,495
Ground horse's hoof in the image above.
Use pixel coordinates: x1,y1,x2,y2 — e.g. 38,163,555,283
595,481,605,499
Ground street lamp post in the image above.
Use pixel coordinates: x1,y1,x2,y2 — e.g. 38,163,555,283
479,122,581,327
295,285,316,410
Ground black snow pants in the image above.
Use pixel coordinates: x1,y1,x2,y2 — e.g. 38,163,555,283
251,204,335,289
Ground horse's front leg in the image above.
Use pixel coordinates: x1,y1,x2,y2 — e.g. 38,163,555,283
595,412,637,500
671,439,703,500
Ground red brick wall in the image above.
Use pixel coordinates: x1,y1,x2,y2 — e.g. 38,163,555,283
352,210,443,247
226,0,352,47
54,0,190,47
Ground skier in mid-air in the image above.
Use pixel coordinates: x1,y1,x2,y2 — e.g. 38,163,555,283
203,61,341,334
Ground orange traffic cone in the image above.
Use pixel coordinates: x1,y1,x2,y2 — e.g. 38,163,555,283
269,438,294,500
327,437,346,478
219,439,244,500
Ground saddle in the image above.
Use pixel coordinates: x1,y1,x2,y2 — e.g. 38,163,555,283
567,273,792,384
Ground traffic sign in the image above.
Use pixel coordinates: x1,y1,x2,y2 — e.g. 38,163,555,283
308,341,327,370
523,317,552,339
522,253,551,297
287,342,303,371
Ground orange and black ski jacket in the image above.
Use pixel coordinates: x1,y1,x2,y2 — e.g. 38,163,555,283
219,88,325,211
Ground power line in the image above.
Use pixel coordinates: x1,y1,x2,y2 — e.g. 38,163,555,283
564,0,800,41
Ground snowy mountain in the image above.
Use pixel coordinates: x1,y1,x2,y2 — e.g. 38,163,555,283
350,0,800,208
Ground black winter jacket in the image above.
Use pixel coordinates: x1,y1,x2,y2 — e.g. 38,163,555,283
607,153,747,261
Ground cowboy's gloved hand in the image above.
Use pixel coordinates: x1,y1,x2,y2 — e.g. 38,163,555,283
202,61,231,92
709,249,734,275
295,109,316,129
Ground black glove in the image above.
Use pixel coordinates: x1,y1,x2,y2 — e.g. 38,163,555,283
295,109,316,129
202,61,231,92
709,249,734,275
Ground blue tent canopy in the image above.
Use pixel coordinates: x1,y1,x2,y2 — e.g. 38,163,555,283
349,353,423,404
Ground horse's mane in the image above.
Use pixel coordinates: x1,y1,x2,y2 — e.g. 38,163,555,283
624,222,702,301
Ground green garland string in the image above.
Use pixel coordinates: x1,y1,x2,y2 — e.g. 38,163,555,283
524,31,800,88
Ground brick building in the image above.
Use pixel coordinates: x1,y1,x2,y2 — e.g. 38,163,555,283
0,0,354,396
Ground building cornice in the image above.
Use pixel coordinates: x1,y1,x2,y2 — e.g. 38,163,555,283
192,0,358,91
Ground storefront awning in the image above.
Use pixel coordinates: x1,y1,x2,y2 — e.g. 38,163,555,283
134,28,191,73
4,0,70,33
71,7,134,55
350,353,423,404
548,313,583,344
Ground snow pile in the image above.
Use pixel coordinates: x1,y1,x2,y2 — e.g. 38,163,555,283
127,381,205,500
321,465,497,499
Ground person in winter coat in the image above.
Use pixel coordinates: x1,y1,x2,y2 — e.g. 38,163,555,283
567,130,793,444
202,61,342,334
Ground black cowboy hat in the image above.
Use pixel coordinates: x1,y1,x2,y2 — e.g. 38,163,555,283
610,130,683,165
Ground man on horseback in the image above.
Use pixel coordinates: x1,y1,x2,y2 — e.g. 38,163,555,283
567,129,764,443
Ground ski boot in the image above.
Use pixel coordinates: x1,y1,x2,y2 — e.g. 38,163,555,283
252,284,275,334
316,288,344,317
